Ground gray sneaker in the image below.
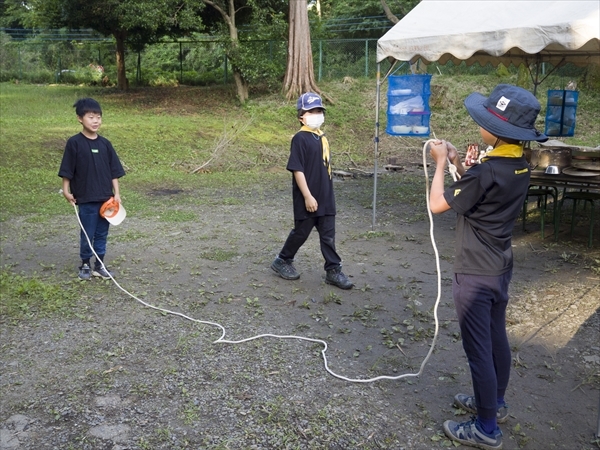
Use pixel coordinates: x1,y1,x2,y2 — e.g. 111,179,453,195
78,263,91,281
92,266,113,280
454,394,509,424
271,257,300,280
443,418,502,450
325,267,353,290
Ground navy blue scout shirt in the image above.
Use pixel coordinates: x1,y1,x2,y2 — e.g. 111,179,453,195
58,133,125,204
286,129,336,221
443,154,530,276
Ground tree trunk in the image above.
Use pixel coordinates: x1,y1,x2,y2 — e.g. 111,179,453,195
232,68,248,103
114,30,128,91
283,0,320,101
381,0,399,24
203,0,248,103
226,11,248,103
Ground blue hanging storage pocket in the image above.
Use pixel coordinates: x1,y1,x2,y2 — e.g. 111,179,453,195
386,74,432,137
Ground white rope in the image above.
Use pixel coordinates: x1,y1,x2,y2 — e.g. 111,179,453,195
431,131,459,183
70,142,444,383
447,160,460,182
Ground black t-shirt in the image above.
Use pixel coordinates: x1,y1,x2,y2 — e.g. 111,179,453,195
443,155,530,276
286,130,336,220
58,133,126,204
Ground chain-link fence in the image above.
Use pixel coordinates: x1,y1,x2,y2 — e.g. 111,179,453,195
6,30,583,87
0,32,385,86
0,33,110,83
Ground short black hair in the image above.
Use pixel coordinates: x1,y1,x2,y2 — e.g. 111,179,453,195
73,98,102,117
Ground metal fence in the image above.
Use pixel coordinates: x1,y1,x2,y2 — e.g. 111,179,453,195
2,28,587,87
0,32,382,86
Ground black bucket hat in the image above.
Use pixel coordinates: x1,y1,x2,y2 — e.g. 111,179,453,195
464,84,548,142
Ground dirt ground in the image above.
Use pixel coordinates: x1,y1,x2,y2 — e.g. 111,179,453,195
1,163,599,450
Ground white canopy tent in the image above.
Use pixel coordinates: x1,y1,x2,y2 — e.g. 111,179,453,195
370,0,600,228
377,0,600,69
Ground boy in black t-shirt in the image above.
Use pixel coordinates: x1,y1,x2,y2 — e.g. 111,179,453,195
271,93,352,290
58,98,126,280
428,85,548,450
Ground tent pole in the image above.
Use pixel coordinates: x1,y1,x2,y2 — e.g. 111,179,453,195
526,55,566,96
372,62,381,230
533,55,541,96
372,60,400,230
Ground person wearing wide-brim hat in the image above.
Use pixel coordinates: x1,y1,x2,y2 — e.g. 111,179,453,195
428,84,547,450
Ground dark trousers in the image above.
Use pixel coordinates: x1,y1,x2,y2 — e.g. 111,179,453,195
453,270,512,421
78,202,110,265
279,215,342,271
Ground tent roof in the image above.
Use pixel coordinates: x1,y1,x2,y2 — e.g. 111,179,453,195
377,0,600,67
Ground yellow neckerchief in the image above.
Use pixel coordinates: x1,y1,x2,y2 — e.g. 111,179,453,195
300,125,331,179
481,143,523,162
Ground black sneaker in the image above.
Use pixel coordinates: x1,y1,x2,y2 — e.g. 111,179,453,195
454,394,509,424
92,266,113,280
271,257,300,280
443,417,503,450
78,263,91,281
325,267,353,290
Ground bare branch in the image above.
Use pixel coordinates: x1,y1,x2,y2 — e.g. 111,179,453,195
191,118,253,173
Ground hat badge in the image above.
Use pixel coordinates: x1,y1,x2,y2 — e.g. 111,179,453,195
495,96,510,112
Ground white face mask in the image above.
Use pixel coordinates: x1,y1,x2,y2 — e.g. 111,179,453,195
304,113,325,130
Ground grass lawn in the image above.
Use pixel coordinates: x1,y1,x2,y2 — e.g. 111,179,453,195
1,75,598,224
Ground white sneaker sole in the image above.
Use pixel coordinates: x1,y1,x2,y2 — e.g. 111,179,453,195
92,270,112,280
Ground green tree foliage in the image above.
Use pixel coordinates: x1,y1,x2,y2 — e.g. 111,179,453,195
20,0,206,89
1,0,423,91
317,0,420,38
25,0,205,43
0,0,34,28
200,0,287,101
234,1,287,89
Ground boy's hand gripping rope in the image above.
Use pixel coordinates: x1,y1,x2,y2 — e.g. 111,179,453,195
72,140,444,383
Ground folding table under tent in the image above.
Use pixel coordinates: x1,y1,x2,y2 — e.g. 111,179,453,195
371,0,600,228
